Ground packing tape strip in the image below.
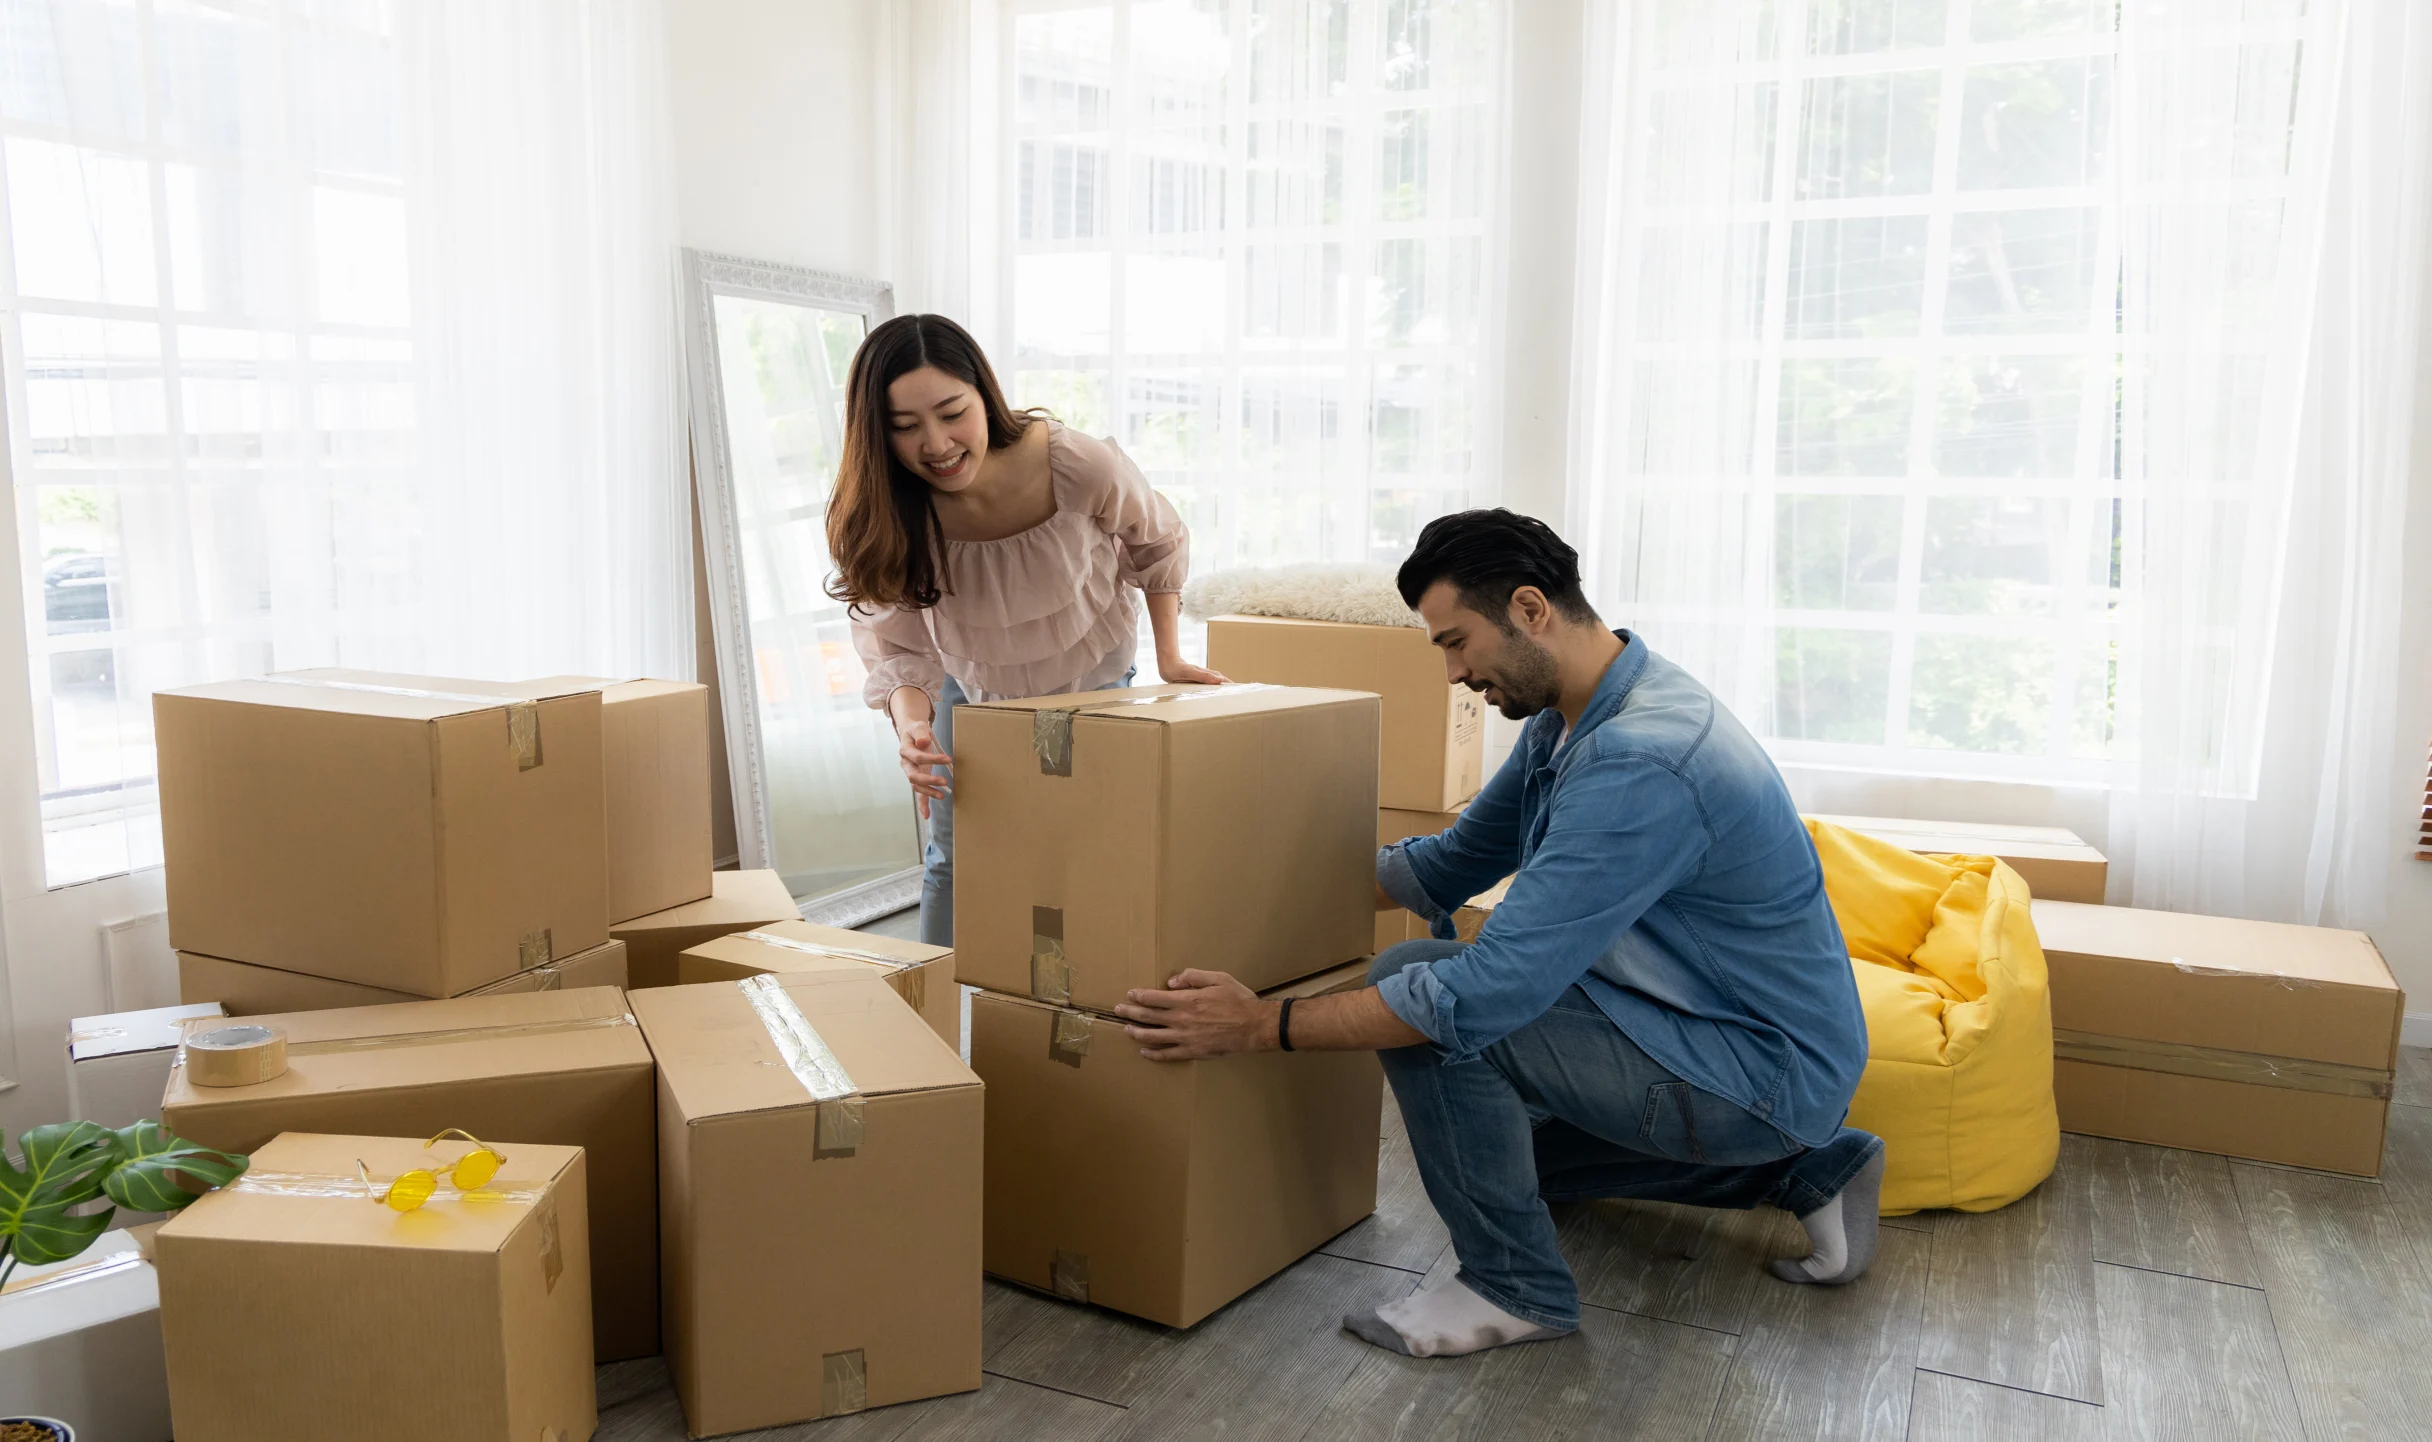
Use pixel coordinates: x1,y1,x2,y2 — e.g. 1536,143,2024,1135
519,927,554,970
182,1024,289,1087
256,676,546,768
0,1247,144,1299
178,1011,638,1068
1029,682,1280,774
822,1349,868,1417
227,1169,553,1204
65,1025,128,1045
1051,1249,1090,1303
1051,1009,1093,1064
1031,905,1069,1004
2052,1028,2395,1100
734,930,920,970
737,974,864,1156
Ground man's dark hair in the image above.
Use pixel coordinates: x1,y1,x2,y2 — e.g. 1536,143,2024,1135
1396,509,1599,630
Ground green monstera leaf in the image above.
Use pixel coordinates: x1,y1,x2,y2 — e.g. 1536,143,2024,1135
0,1120,121,1267
102,1121,248,1213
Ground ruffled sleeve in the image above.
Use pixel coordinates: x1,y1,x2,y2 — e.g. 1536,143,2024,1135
1054,427,1190,593
850,604,946,713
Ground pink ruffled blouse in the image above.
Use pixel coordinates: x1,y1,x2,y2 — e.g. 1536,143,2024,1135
851,422,1190,709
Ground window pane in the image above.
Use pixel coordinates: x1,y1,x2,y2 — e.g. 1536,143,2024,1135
1958,58,2112,192
1775,494,1903,611
1919,495,2065,614
1778,357,1914,477
1775,628,1892,744
1908,633,2053,754
1970,0,2110,43
1944,207,2101,334
1805,0,1945,56
1787,215,1928,338
1796,70,1939,199
1935,354,2084,478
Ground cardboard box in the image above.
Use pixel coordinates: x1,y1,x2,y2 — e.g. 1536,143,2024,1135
1808,813,2109,904
180,939,630,1016
1375,805,1464,953
634,972,982,1434
158,986,658,1360
679,921,958,1050
614,867,801,990
66,1001,226,1129
0,1228,171,1441
155,669,610,998
2033,899,2405,1175
157,1132,593,1442
534,676,716,922
954,683,1378,1013
972,961,1381,1328
1206,614,1485,810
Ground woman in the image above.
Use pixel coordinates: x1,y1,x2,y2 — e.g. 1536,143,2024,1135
828,314,1223,945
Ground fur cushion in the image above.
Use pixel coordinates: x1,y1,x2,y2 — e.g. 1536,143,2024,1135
1181,563,1421,629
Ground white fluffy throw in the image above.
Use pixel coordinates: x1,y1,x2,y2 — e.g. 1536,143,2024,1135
1181,562,1422,629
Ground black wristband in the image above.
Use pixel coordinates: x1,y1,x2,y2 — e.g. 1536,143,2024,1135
1277,996,1297,1052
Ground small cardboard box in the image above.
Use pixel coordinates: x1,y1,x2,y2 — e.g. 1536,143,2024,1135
1206,614,1485,810
614,868,801,990
2033,899,2405,1175
159,986,659,1361
1375,805,1465,953
0,1227,171,1441
180,939,630,1016
972,961,1381,1328
534,676,716,922
1808,814,2109,904
634,972,982,1435
155,669,610,998
679,921,958,1050
157,1132,593,1442
954,683,1378,1013
66,1001,226,1130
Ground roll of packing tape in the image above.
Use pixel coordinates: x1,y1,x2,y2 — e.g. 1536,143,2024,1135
183,1023,289,1087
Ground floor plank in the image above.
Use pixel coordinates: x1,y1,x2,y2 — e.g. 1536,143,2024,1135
1917,1135,2102,1403
1298,1304,1735,1442
1557,1197,1799,1335
1701,1224,1929,1442
2091,1261,2304,1442
594,1377,929,1442
2395,1045,2432,1110
1320,1095,1455,1275
2078,1134,2260,1288
894,1375,1126,1442
1906,1370,2105,1442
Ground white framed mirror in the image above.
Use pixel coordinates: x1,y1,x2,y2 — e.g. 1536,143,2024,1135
681,249,920,926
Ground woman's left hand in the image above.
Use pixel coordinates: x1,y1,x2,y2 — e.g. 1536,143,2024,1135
1158,656,1230,686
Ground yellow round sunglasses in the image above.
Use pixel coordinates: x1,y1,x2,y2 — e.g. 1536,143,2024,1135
355,1129,509,1212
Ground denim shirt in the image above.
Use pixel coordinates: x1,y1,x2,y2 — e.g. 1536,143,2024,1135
1375,633,1869,1148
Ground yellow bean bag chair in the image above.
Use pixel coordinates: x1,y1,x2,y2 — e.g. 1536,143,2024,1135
1805,819,2058,1214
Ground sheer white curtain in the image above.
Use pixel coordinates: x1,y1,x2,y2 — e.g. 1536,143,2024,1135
0,0,688,886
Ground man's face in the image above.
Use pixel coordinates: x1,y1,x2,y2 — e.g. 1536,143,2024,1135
1415,581,1562,720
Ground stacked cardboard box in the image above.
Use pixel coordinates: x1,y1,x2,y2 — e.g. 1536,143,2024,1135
951,681,1385,1326
1808,813,2109,904
616,867,807,990
679,919,958,1049
0,1225,172,1439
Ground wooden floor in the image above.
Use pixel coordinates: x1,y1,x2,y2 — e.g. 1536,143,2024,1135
596,1032,2432,1442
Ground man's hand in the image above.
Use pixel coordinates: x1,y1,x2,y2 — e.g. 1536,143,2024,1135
1114,970,1273,1062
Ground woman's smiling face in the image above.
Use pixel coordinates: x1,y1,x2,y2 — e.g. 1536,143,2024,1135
886,365,991,493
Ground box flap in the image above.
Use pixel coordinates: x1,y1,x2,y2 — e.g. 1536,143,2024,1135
159,668,596,722
70,1001,227,1061
526,675,704,705
2032,900,2396,992
684,919,947,973
1810,813,2105,863
631,973,976,1122
963,681,1376,724
157,1132,577,1254
613,869,800,936
1207,613,1424,635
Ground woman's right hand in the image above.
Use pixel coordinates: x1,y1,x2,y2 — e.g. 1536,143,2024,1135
889,686,952,819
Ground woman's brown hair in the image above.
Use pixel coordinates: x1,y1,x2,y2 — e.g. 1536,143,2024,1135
825,313,1040,610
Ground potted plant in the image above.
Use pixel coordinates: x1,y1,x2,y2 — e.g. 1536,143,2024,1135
0,1120,249,1442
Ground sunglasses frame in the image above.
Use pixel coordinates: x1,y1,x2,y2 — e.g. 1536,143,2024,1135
355,1129,511,1212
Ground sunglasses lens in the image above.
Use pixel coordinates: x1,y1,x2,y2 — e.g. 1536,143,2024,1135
452,1149,502,1191
386,1169,438,1212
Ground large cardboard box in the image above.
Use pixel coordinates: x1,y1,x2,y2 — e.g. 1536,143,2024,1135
614,867,801,990
155,669,610,998
1206,614,1485,810
180,939,629,1016
1375,805,1465,953
679,921,958,1050
972,961,1381,1328
535,676,716,922
2033,899,2404,1175
635,972,982,1435
66,1001,226,1129
157,1132,593,1442
1808,814,2109,904
159,986,659,1360
0,1227,171,1441
954,683,1378,1013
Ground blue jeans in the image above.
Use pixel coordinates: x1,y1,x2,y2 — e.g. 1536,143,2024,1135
1370,942,1883,1331
918,669,1134,946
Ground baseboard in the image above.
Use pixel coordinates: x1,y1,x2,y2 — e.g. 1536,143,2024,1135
2403,1013,2432,1049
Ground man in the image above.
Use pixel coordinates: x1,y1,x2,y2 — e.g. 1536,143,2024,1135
1112,509,1879,1360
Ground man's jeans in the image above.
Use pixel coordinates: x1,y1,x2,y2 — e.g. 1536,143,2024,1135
1371,942,1883,1331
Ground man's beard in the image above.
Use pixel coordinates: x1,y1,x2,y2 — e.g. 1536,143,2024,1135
1473,632,1562,719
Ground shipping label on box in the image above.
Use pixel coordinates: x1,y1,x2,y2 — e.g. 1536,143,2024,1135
158,986,659,1361
954,683,1378,1013
155,669,610,998
679,921,958,1050
66,1001,226,1131
1808,813,2109,904
181,939,629,1016
0,1228,171,1441
531,676,715,922
971,961,1380,1329
1206,615,1484,811
156,1132,593,1442
613,867,802,989
633,972,982,1436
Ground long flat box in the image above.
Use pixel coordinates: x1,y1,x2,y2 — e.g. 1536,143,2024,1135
678,921,958,1050
0,1227,171,1441
635,972,982,1435
156,669,610,998
1375,805,1464,952
955,683,1378,1013
614,868,801,990
1206,614,1484,811
159,986,658,1361
2033,899,2404,1175
535,676,716,922
66,1001,226,1130
972,962,1380,1328
180,939,629,1016
157,1132,593,1442
1809,813,2109,904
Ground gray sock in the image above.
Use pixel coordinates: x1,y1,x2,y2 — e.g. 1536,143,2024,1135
1770,1146,1885,1286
